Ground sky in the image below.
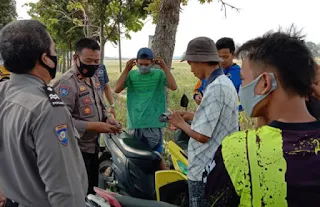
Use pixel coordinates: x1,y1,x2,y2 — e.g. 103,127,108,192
16,0,320,58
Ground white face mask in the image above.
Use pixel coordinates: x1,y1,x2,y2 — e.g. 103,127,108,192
137,64,152,74
239,73,277,116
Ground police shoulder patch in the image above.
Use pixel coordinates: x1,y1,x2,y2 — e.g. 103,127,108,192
59,85,70,97
55,124,68,146
43,85,65,107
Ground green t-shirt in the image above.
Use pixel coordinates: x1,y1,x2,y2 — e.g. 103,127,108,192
125,68,168,129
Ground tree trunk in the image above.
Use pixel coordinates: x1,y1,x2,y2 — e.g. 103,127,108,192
67,52,70,68
151,0,180,70
83,0,93,37
62,51,67,73
151,0,181,106
68,41,72,68
99,21,105,64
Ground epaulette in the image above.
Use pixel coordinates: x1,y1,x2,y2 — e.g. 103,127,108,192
43,85,65,107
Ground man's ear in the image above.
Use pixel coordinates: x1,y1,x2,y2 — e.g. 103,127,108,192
260,73,273,95
41,53,54,68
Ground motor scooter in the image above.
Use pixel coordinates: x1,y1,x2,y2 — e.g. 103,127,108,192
98,131,188,205
86,187,178,207
97,95,192,205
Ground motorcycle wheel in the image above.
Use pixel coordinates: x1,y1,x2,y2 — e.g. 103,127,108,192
98,160,113,190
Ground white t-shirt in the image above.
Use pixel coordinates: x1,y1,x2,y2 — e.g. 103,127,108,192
188,75,239,181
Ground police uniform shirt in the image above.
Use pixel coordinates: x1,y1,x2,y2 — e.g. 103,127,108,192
53,66,107,154
0,74,88,207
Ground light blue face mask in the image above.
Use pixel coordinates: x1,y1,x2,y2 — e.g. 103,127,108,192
137,64,152,74
239,73,277,117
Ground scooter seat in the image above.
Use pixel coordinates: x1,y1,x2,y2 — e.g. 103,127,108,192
113,137,161,160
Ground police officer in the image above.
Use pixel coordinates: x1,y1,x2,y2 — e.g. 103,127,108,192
0,20,88,206
53,38,122,195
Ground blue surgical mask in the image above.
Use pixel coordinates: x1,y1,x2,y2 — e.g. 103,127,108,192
137,64,152,74
239,73,277,117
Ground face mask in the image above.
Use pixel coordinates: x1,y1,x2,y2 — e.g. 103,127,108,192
77,58,99,77
239,73,277,117
40,54,58,79
137,64,152,74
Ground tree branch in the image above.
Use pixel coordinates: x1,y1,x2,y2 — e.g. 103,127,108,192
217,0,240,18
104,20,119,41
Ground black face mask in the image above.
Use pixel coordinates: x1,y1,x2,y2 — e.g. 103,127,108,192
77,58,99,77
40,55,58,79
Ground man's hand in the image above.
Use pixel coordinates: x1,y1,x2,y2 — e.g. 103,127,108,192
125,59,136,71
194,94,202,105
96,122,121,134
168,112,186,129
155,56,168,70
108,107,116,118
175,111,194,122
0,191,6,207
106,117,122,133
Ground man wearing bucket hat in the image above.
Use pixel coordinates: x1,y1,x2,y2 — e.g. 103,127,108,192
169,37,239,207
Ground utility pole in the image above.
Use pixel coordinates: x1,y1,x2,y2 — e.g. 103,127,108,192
118,3,122,72
118,22,122,72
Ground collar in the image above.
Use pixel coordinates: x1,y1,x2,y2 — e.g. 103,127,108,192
224,63,237,74
71,65,84,81
10,73,46,86
206,67,224,86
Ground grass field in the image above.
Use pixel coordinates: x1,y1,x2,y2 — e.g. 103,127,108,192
102,60,256,144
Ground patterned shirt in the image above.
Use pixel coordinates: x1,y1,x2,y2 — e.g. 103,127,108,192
188,73,239,181
95,64,109,91
205,121,320,206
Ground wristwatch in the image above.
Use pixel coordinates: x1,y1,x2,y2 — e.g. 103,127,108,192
110,104,115,108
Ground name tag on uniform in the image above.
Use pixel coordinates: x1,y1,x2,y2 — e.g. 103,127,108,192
43,86,65,107
79,91,90,98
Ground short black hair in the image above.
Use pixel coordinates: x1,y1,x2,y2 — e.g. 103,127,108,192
236,28,316,97
208,62,220,66
75,38,100,54
216,37,235,53
0,20,51,74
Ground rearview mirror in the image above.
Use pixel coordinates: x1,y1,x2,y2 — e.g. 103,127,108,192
180,94,189,109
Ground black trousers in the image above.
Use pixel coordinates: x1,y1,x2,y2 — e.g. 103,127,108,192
81,152,99,195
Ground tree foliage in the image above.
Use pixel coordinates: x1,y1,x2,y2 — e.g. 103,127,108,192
0,0,17,29
27,0,84,53
146,0,239,24
26,0,152,63
306,41,320,57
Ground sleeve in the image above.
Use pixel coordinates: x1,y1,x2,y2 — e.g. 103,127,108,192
228,69,241,93
161,70,169,87
102,65,109,84
205,146,240,207
31,105,86,206
53,79,87,136
191,86,223,138
124,72,131,88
